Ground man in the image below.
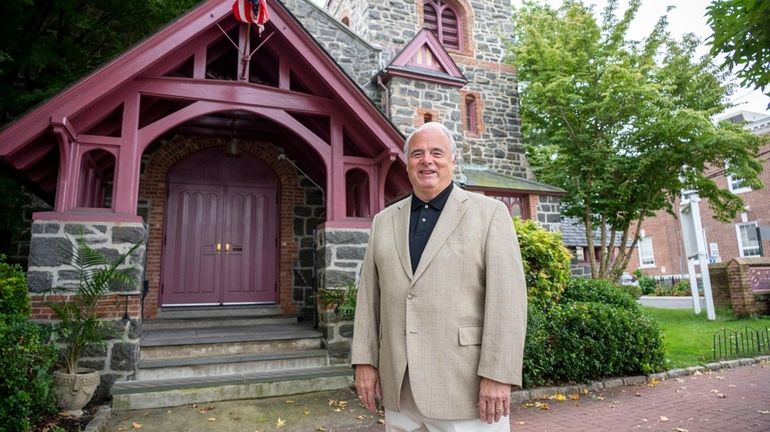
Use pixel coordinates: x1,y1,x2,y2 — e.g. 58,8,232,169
351,122,527,431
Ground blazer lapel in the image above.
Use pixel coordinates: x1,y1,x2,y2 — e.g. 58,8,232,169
410,187,469,285
393,196,413,279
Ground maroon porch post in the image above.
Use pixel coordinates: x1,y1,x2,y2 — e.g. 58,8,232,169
114,93,142,215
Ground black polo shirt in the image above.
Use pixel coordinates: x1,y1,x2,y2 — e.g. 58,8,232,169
409,183,453,273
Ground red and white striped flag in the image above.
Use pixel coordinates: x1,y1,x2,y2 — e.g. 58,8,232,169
232,0,269,33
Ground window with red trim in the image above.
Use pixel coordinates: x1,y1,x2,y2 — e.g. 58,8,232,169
465,94,477,134
423,0,461,50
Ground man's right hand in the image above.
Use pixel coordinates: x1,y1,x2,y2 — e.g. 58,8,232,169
354,364,381,412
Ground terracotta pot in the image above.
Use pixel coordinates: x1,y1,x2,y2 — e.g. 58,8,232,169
53,369,100,417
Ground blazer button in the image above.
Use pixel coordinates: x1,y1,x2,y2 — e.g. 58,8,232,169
407,293,414,299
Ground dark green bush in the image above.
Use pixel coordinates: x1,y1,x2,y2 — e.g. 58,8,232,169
0,255,56,431
522,304,551,387
634,270,657,295
0,255,30,317
0,316,57,432
561,277,639,311
619,283,643,300
528,301,665,383
513,218,571,305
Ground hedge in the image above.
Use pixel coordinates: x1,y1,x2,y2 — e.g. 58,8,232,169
523,278,665,387
0,256,56,432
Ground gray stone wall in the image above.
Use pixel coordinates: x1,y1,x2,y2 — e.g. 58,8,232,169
536,195,561,232
27,221,146,294
388,77,462,142
315,227,369,363
27,221,146,400
293,175,326,320
458,66,528,177
281,0,382,103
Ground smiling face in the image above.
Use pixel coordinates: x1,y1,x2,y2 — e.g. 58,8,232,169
406,126,456,201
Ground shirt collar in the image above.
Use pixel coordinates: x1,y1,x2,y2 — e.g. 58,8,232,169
411,183,454,211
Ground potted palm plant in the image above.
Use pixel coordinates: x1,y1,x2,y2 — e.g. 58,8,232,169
47,234,142,416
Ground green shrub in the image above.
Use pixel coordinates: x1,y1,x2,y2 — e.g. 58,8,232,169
522,304,551,387
513,218,571,305
0,315,57,432
619,283,643,300
537,301,665,383
0,255,30,317
672,280,691,296
562,277,639,311
634,270,657,295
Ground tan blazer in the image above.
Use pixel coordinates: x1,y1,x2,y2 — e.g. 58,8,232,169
351,186,527,420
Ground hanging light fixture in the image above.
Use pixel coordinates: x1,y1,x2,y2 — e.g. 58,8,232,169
226,116,241,157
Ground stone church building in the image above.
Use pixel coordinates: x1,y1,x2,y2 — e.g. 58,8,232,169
0,0,561,407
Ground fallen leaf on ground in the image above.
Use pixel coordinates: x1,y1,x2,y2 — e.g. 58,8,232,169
710,389,719,393
717,393,726,398
715,376,724,380
132,422,144,429
758,410,770,414
303,409,311,415
207,417,216,422
378,419,385,424
660,416,669,422
316,427,328,431
648,378,660,387
635,392,642,397
275,417,286,428
515,421,528,425
285,400,295,404
673,427,689,431
534,402,550,410
569,394,580,400
549,393,567,401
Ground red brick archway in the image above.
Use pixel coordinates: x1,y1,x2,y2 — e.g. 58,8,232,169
139,135,302,319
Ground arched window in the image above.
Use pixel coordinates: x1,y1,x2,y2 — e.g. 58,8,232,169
341,16,350,27
423,0,461,50
77,149,115,208
423,113,433,123
346,169,370,218
465,94,477,134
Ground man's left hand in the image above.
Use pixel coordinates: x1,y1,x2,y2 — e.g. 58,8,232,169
478,377,511,423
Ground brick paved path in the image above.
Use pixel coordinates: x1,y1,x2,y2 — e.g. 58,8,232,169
343,362,770,432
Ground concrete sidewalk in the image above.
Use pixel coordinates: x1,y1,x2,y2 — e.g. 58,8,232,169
107,361,770,431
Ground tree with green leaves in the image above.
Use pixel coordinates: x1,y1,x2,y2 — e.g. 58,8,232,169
707,0,770,95
0,0,198,127
508,0,763,280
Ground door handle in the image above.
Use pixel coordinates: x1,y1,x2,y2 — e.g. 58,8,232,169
225,243,231,253
216,243,222,254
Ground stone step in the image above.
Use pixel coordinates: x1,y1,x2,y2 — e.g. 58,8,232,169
142,315,299,331
140,323,323,360
135,349,330,380
156,305,281,320
112,366,354,410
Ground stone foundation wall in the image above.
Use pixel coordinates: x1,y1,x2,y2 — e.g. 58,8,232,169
315,227,369,363
26,220,146,398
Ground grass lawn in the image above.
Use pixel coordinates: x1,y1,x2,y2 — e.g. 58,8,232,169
642,306,770,369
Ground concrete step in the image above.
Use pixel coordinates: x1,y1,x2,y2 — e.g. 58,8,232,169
156,305,281,320
135,349,330,380
142,315,299,331
140,323,323,360
112,366,354,410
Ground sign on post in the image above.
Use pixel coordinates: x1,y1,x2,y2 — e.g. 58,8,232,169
679,196,716,320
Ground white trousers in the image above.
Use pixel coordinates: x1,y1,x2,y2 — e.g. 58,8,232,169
385,373,510,432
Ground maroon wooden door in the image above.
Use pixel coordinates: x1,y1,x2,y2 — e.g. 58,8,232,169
160,149,278,306
222,186,276,303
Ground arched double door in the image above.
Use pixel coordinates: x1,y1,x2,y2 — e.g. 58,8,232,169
161,148,277,305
